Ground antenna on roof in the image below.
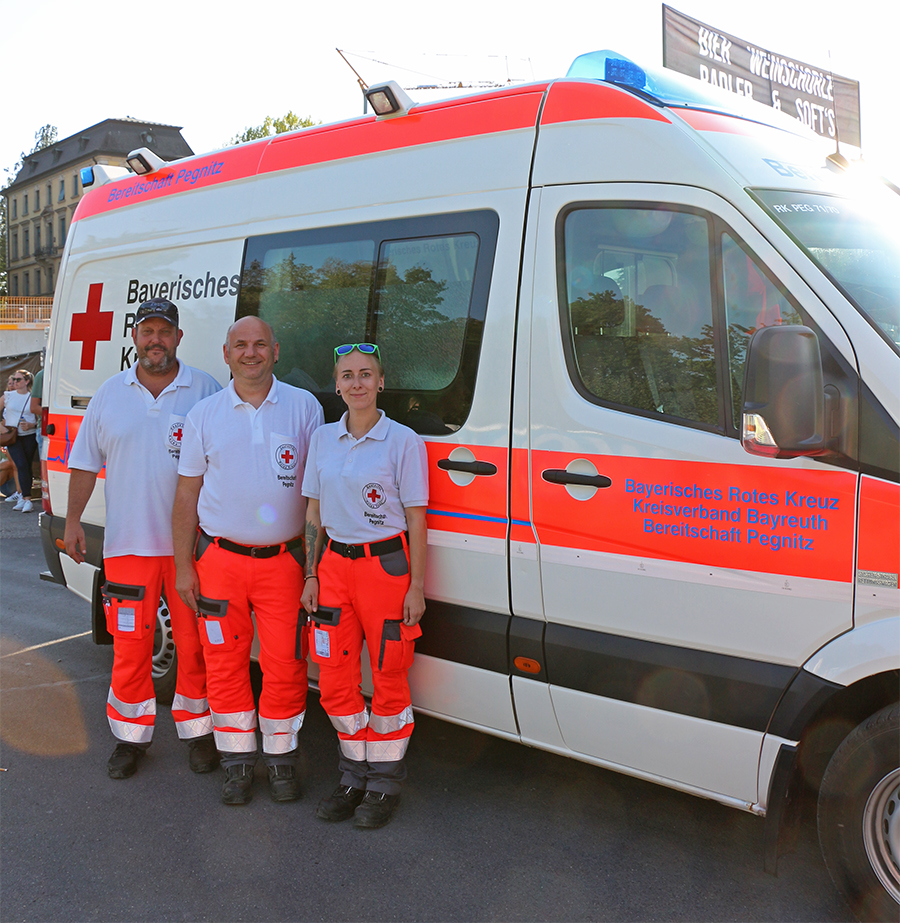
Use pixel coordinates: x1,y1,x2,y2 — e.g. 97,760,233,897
336,48,371,114
337,48,515,101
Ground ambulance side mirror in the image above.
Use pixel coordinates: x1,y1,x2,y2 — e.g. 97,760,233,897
740,325,827,459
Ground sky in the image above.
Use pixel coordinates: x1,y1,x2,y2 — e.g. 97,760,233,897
3,0,898,182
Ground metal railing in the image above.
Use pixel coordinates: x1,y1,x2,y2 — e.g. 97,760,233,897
0,296,53,325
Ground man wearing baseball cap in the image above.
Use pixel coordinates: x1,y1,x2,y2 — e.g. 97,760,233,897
65,299,222,780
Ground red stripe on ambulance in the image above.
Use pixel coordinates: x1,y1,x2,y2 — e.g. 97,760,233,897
540,81,671,125
531,452,856,582
426,442,508,540
857,475,900,577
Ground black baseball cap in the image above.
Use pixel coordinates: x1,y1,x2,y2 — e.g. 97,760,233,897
135,299,179,327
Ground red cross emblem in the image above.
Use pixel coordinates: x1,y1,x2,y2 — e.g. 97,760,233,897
275,443,298,470
362,482,386,509
168,421,185,448
70,283,114,370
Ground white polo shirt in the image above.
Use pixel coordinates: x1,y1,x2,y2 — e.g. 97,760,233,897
68,361,221,557
302,410,429,546
179,377,323,546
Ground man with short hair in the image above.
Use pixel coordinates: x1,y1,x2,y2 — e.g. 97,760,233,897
173,316,323,805
65,299,222,779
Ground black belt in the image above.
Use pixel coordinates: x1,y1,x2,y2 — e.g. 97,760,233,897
201,529,303,559
327,534,406,561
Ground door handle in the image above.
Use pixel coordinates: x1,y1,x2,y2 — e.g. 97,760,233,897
542,469,611,488
437,459,498,476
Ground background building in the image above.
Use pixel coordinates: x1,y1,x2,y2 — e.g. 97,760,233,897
1,118,193,339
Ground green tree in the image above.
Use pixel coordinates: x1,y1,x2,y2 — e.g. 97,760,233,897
226,111,317,146
1,125,58,295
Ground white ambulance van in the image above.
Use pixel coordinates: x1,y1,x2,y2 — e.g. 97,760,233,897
38,52,898,919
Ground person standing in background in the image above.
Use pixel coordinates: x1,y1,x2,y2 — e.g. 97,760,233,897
0,369,39,512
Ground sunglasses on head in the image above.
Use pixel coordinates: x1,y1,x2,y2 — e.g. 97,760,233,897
334,343,380,362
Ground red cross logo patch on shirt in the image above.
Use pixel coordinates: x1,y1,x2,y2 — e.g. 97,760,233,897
275,443,298,470
362,482,386,509
70,283,114,370
168,422,184,447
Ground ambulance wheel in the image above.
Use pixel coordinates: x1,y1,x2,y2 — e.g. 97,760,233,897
818,703,900,922
152,595,177,706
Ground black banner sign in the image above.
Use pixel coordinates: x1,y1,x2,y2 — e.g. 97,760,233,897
663,5,860,147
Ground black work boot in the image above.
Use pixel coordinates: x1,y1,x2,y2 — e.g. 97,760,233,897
353,791,400,828
188,735,220,774
221,764,255,805
267,764,302,803
316,785,366,822
107,743,144,779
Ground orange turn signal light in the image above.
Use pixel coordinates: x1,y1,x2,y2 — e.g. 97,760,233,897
514,656,541,674
55,539,66,550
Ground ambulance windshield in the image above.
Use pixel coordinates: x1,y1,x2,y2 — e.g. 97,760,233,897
753,187,900,353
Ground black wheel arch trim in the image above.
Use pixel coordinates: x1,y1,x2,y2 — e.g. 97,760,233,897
766,666,844,741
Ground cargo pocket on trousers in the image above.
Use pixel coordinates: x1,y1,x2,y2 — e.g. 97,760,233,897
309,606,341,663
102,581,152,640
295,610,309,660
378,619,421,672
197,595,235,650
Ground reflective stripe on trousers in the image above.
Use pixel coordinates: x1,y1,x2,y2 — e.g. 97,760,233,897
259,712,305,754
172,693,214,740
369,705,413,736
329,709,369,737
211,709,257,754
333,706,412,764
107,688,155,744
367,737,411,763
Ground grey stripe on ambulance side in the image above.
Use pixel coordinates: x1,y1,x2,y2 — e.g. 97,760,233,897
419,600,816,734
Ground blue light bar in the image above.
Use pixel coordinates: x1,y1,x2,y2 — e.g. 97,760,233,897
568,50,648,89
567,51,648,89
80,166,95,188
566,49,811,133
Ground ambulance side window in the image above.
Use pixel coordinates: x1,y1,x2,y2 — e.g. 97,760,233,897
244,238,376,390
238,210,498,432
375,235,479,392
561,206,719,428
722,233,804,425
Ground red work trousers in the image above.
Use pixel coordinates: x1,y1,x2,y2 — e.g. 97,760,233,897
311,535,421,795
194,540,308,762
102,555,211,745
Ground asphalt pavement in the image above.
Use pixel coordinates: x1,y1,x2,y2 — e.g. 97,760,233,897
0,500,852,922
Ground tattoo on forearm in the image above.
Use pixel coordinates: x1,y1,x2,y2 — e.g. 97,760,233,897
304,521,318,576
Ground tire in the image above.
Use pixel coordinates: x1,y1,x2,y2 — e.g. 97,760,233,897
152,594,177,706
818,703,900,922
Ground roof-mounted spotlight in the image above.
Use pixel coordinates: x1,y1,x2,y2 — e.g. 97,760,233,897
825,150,851,172
126,146,166,175
364,81,415,119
